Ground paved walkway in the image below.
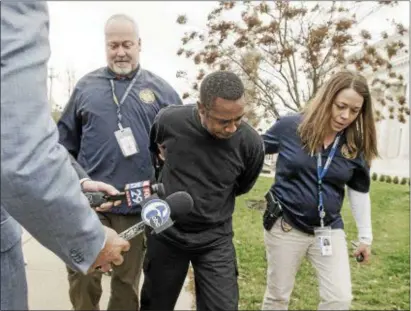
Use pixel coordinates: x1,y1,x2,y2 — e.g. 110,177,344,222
22,229,193,310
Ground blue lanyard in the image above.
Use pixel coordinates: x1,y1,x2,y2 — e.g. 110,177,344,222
110,69,141,130
316,134,341,227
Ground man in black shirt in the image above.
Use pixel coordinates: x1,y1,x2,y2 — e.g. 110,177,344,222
140,71,265,311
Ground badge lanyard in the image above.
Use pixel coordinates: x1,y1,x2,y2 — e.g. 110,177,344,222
316,133,341,228
110,69,141,130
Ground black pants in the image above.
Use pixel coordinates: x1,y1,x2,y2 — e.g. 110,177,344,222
140,234,239,311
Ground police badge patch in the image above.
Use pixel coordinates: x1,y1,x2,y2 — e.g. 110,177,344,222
139,89,156,104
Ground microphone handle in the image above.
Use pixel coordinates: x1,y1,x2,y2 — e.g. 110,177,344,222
96,221,146,272
84,192,126,207
118,221,146,240
83,192,107,208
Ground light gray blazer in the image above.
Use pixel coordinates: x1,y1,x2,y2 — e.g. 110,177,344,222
1,2,106,310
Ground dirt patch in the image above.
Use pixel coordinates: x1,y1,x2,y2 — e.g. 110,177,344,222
245,199,266,212
186,265,196,309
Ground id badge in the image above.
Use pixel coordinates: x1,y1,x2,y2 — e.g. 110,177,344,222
114,127,139,157
314,226,332,256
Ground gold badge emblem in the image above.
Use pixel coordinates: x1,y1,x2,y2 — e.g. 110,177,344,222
340,144,355,159
139,89,156,104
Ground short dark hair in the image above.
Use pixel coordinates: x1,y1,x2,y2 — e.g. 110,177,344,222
199,71,245,110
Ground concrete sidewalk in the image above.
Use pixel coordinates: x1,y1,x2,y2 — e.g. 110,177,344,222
22,229,193,310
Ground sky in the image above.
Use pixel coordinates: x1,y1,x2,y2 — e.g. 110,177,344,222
47,1,217,106
46,1,410,108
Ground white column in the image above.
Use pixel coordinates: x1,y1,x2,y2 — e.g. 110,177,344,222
399,68,409,160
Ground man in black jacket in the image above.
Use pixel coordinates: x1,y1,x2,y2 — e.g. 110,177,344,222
141,71,265,311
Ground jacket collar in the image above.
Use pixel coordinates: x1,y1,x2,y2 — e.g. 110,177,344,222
106,65,140,80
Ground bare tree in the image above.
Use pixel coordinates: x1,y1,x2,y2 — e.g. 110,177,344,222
176,1,409,123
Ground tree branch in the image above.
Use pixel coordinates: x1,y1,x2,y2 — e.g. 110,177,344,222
225,53,278,111
277,7,301,107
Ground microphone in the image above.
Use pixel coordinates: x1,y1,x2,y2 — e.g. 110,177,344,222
124,181,166,208
117,191,193,240
84,180,166,208
95,191,193,272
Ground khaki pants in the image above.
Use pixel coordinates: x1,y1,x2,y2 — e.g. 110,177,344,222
262,218,352,310
67,212,146,311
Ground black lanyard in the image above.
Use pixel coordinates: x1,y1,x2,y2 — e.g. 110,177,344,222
110,69,140,130
316,133,341,228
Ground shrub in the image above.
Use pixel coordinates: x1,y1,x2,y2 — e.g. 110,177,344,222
386,175,392,183
372,172,378,181
393,176,399,184
400,177,407,185
379,175,386,182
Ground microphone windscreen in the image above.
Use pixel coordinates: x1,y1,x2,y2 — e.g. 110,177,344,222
165,191,194,222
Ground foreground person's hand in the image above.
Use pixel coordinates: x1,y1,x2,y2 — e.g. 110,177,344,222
88,226,130,273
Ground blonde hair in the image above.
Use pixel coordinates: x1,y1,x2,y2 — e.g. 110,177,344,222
298,71,378,166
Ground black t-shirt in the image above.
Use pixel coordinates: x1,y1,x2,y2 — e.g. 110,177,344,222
262,114,370,234
150,104,265,249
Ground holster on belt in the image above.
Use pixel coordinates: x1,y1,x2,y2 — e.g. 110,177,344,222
263,191,283,231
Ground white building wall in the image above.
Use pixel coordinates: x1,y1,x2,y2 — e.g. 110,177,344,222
368,34,409,178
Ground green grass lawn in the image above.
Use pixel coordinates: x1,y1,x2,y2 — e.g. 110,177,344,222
234,176,410,310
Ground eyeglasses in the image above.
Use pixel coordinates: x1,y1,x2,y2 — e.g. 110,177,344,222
206,111,245,127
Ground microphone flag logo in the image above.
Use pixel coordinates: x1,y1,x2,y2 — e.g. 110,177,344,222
141,199,171,229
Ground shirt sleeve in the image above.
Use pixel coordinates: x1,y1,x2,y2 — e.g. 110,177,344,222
57,85,83,158
161,83,183,107
149,108,168,180
347,187,373,245
149,107,167,152
1,2,105,274
69,153,89,180
168,89,183,106
235,137,265,196
346,155,370,193
261,119,282,154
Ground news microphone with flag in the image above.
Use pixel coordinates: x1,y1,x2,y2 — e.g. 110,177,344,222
95,191,193,272
117,191,194,240
84,180,165,208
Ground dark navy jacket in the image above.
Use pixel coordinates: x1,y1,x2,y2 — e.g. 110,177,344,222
58,66,182,214
262,113,370,234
